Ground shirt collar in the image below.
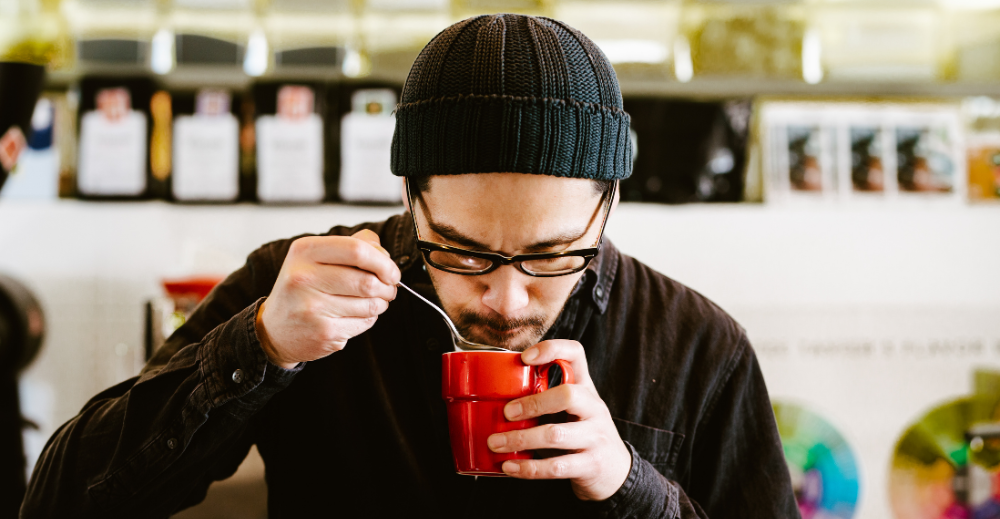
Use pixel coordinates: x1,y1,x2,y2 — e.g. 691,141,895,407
390,210,422,273
585,238,618,315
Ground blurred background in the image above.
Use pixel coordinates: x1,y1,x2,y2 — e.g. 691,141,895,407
1,0,1000,518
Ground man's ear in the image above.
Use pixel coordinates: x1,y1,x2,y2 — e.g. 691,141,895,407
401,178,410,212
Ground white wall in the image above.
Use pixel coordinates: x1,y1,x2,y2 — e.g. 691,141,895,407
607,203,1000,519
2,200,999,518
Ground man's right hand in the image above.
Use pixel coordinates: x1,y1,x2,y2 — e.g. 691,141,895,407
256,229,400,369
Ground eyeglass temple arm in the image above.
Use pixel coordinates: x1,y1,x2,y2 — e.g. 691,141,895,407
405,178,423,242
596,180,617,246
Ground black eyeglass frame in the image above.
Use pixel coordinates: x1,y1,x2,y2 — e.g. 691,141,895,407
405,178,617,278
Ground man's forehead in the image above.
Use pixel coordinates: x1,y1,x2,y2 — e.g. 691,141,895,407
413,173,606,251
421,173,599,200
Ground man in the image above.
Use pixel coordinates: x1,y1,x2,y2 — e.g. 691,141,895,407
22,14,798,519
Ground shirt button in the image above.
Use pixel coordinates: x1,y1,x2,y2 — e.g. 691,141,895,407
397,255,410,266
232,369,244,384
167,438,177,450
595,286,604,298
426,338,440,352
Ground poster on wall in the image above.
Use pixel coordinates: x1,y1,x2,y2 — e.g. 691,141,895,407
77,87,148,197
774,400,861,519
172,90,239,202
256,85,324,203
889,370,1000,519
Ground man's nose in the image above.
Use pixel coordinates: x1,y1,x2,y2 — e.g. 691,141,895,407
480,266,530,316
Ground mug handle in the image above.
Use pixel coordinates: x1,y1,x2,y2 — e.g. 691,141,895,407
534,359,575,393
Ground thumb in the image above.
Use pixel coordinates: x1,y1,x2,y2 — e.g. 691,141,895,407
352,229,391,258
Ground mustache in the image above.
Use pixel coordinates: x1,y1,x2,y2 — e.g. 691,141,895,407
455,310,546,334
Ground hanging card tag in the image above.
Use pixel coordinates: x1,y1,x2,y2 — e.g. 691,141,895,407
256,85,324,203
339,89,400,203
78,88,147,196
172,90,239,201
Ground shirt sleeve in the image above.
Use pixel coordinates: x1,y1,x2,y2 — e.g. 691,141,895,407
684,338,800,518
21,268,301,518
583,338,800,519
579,442,709,519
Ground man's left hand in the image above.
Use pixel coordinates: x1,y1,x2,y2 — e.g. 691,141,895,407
486,339,632,501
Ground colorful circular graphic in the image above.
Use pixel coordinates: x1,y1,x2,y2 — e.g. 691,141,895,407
774,401,860,519
890,395,1000,519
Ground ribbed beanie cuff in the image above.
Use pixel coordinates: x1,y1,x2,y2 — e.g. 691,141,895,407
392,93,631,180
390,14,633,181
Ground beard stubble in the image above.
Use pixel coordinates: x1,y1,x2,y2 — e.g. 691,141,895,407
454,309,549,351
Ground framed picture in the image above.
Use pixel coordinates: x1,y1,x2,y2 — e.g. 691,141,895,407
760,102,838,202
885,106,965,202
848,125,887,194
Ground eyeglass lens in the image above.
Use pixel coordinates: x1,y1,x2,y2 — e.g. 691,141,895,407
427,250,587,275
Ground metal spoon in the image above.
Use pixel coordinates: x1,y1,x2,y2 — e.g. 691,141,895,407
397,281,509,352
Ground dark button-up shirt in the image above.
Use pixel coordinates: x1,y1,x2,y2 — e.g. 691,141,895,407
22,213,799,519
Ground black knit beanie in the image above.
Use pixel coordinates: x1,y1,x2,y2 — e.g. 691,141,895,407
390,13,632,181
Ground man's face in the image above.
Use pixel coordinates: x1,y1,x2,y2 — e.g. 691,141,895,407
411,173,613,352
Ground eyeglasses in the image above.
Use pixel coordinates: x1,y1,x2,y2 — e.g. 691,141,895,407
406,179,616,277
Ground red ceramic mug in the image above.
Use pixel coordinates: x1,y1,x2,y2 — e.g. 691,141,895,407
441,350,574,476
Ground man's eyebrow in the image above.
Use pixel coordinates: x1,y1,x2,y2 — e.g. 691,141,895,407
425,219,491,249
520,229,590,252
424,214,589,253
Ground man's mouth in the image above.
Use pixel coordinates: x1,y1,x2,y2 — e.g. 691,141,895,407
479,324,524,337
456,311,547,348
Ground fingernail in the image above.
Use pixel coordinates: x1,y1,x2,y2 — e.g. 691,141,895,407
503,461,520,474
487,434,506,451
506,402,522,420
522,348,538,363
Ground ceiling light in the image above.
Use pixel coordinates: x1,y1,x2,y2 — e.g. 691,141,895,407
673,36,693,83
151,29,175,75
802,29,823,85
243,29,268,77
594,39,668,65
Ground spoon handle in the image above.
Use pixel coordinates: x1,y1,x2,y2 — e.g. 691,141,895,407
396,281,507,351
397,281,461,337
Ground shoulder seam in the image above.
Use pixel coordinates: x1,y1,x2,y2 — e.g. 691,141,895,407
693,333,750,444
